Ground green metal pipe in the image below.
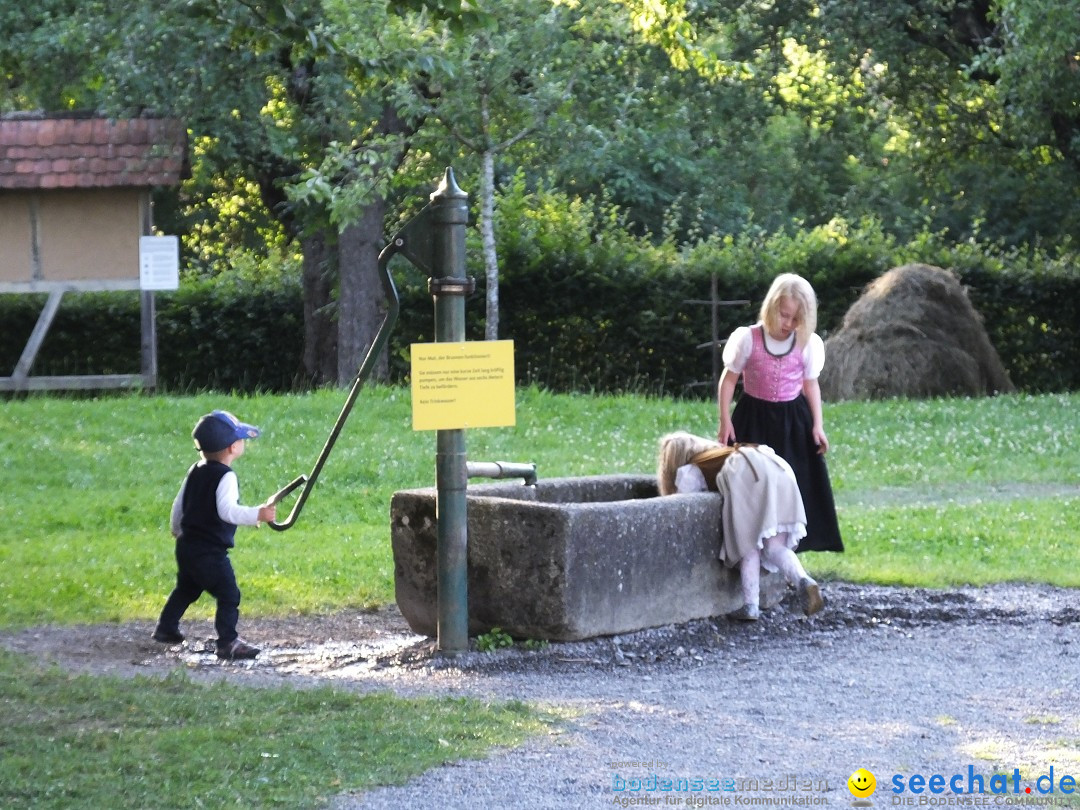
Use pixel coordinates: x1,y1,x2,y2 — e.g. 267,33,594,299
430,168,472,655
267,206,402,532
435,429,468,654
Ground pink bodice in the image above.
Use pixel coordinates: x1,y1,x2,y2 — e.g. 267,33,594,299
741,326,805,402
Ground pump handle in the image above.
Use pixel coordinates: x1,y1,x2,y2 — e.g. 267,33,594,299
266,475,307,507
266,233,404,531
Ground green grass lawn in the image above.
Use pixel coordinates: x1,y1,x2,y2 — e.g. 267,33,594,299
2,388,1077,625
816,393,1080,586
1,387,1078,808
0,650,558,809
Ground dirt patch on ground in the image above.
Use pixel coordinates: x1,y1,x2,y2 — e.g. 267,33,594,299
2,581,1076,685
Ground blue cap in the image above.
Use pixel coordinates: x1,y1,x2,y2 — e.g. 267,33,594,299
192,410,261,453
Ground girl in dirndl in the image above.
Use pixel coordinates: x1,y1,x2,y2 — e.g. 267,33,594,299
717,273,844,554
657,431,824,621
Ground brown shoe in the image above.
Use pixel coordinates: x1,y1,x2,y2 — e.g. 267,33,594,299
216,638,260,660
798,578,824,616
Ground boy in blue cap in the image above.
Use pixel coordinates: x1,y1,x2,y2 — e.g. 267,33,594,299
152,410,276,660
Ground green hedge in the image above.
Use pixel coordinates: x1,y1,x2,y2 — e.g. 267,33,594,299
156,274,305,392
2,210,1077,396
0,275,304,393
389,212,1080,397
961,263,1080,393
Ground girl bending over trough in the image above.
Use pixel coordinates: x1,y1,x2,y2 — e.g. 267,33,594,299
657,431,824,621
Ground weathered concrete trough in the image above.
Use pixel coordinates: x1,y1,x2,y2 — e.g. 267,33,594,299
390,473,783,642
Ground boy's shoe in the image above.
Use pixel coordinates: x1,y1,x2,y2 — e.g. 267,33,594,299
798,578,824,616
152,628,185,644
726,603,760,622
216,638,261,660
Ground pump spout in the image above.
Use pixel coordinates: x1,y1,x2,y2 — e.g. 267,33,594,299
466,461,538,486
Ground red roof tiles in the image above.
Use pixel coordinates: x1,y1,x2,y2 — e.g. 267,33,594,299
0,116,189,190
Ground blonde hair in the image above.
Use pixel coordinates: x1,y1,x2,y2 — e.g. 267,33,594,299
759,273,817,347
656,431,722,495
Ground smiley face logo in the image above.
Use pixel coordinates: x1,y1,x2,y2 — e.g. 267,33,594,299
848,768,877,798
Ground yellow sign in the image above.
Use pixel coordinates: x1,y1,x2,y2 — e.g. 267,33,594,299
410,340,516,430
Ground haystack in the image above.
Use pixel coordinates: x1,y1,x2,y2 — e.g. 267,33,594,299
819,263,1014,401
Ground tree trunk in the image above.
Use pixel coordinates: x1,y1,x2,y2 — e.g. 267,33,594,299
301,230,338,386
480,149,499,341
336,197,389,386
332,103,413,386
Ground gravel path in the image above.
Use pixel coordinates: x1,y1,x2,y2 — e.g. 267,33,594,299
330,583,1080,809
3,582,1079,808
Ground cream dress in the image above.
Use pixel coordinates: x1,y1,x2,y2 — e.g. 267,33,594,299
675,444,807,570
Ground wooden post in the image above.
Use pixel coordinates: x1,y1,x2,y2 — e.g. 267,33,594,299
139,192,158,390
140,290,157,389
685,274,749,394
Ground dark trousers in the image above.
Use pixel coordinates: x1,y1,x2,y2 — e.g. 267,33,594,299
157,541,241,647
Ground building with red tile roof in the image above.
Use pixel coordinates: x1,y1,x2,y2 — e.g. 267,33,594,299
0,114,188,391
0,114,188,190
1,113,188,287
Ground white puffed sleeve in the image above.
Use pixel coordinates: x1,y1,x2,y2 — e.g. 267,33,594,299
804,333,825,379
674,464,709,493
721,326,754,373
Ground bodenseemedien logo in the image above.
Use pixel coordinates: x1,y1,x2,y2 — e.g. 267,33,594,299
848,768,877,806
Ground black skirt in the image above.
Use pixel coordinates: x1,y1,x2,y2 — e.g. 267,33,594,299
730,392,844,553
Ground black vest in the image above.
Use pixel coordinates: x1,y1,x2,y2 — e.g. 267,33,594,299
179,460,237,549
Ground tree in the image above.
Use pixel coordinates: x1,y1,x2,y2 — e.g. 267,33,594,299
544,0,892,239
985,0,1080,169
407,0,587,340
1,0,488,387
810,0,1080,246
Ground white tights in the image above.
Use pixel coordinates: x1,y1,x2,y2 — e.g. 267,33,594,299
739,533,811,607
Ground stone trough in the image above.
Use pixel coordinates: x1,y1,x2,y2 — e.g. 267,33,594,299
390,474,784,642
